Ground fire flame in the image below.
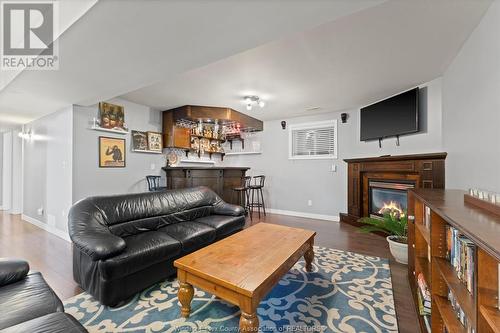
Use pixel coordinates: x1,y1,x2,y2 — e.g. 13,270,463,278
378,200,405,216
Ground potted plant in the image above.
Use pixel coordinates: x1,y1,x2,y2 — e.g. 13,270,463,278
358,210,408,264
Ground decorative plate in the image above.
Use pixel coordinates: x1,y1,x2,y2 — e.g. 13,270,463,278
167,152,178,165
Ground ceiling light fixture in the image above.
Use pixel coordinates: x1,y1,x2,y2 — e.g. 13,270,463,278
244,95,266,111
18,129,32,141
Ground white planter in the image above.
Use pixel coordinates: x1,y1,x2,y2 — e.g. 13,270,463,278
387,236,408,264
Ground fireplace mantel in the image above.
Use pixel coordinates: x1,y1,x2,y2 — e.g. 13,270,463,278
340,152,447,227
343,152,447,163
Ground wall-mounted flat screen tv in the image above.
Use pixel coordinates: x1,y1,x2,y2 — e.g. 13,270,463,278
360,88,419,141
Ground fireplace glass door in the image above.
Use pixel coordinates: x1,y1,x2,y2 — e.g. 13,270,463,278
368,181,415,217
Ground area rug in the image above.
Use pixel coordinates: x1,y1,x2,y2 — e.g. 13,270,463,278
64,247,398,333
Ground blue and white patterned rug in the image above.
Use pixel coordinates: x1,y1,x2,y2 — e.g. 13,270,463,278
64,247,398,332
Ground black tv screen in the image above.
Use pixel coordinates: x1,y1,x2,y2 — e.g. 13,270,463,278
360,88,419,141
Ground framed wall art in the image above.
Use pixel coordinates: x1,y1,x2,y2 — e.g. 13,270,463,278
147,131,163,152
131,130,148,151
99,136,126,168
99,102,125,130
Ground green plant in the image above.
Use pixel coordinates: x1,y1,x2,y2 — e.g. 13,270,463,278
358,210,408,241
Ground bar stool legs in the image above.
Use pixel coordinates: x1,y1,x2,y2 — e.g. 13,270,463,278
248,175,266,220
259,187,266,216
233,176,252,217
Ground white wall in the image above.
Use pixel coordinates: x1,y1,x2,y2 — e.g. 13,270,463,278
0,135,3,208
225,78,443,218
11,130,22,214
442,1,500,192
72,98,165,201
2,130,22,214
2,132,12,211
22,107,73,237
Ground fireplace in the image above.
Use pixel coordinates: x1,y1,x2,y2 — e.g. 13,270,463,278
368,180,415,218
339,152,446,227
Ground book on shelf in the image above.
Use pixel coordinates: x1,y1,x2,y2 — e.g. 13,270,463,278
417,272,431,316
417,291,431,315
423,315,431,333
446,225,475,295
448,290,475,333
424,205,431,229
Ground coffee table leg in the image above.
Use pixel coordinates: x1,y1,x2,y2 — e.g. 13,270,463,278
240,311,259,332
239,297,259,332
178,282,194,318
304,240,315,272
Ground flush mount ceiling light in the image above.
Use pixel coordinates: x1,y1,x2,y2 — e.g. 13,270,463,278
244,95,265,111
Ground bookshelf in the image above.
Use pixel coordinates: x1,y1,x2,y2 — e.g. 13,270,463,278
408,189,500,333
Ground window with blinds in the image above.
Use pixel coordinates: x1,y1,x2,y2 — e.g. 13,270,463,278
288,120,337,159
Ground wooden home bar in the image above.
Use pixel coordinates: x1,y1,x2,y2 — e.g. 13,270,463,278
161,105,262,204
162,166,249,205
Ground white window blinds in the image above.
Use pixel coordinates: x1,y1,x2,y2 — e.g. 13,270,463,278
289,120,337,159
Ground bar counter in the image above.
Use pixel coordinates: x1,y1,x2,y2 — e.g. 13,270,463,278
162,166,249,205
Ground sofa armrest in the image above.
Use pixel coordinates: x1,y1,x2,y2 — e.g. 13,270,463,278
69,199,126,261
214,201,245,216
71,232,126,261
0,258,29,287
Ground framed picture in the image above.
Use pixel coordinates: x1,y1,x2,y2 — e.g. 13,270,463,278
99,136,126,168
147,131,163,152
131,130,148,151
99,102,125,130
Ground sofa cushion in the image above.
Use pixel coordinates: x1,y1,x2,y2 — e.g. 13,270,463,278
99,231,181,280
159,221,216,253
194,215,245,239
0,312,87,333
0,272,63,330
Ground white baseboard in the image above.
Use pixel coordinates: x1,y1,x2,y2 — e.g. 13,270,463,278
266,208,339,222
21,214,71,242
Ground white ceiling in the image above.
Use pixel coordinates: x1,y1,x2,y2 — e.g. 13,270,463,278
0,0,384,131
0,0,97,132
121,0,491,121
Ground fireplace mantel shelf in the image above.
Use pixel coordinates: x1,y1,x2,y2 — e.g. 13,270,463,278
340,152,447,228
343,152,447,163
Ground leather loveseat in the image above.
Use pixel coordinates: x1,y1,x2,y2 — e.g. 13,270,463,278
68,186,245,306
0,258,87,332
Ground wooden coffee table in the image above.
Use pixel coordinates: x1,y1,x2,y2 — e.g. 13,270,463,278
174,223,316,332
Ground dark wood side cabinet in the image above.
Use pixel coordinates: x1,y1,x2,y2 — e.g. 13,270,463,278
340,152,447,226
163,166,249,205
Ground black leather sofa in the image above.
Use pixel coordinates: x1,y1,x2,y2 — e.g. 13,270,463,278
0,258,86,332
68,186,245,306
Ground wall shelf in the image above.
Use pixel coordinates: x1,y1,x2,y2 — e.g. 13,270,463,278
132,149,163,154
179,159,216,165
225,151,262,156
91,125,129,135
191,135,225,142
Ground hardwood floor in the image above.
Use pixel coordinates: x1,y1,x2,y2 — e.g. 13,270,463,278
0,212,419,332
0,213,81,300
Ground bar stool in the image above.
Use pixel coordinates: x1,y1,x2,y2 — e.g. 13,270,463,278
233,176,252,213
146,175,167,192
248,175,266,219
